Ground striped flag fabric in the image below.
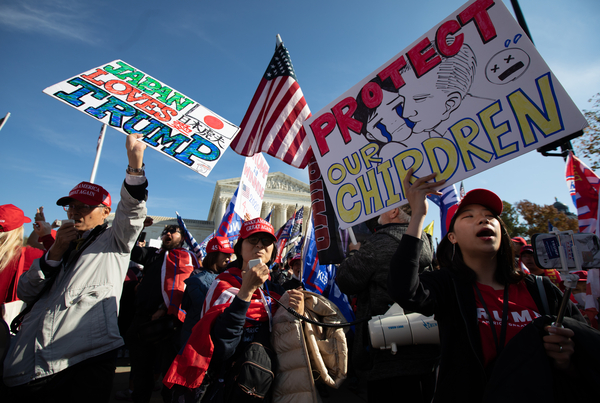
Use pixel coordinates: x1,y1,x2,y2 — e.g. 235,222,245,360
290,207,304,242
230,37,312,169
176,211,203,259
302,216,326,293
566,151,600,234
240,183,251,200
201,267,280,318
427,184,460,237
216,185,244,242
274,214,295,263
196,233,214,262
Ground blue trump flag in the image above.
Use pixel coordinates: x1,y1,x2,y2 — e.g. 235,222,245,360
194,185,243,261
428,184,460,238
302,215,355,323
216,185,243,242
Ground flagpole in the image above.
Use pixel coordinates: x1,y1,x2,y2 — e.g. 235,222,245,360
0,112,10,132
90,124,107,184
348,227,358,245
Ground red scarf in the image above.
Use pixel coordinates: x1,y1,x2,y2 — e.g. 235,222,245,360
163,267,280,389
161,248,198,322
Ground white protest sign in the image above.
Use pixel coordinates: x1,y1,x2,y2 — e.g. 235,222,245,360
43,60,239,176
304,0,589,229
234,154,270,220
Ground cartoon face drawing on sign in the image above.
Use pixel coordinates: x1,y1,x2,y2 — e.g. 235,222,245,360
354,76,414,147
485,48,530,85
398,44,477,138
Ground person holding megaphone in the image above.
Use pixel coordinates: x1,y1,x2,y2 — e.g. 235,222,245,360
389,169,600,402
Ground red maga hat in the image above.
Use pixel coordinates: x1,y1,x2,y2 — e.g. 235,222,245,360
520,245,534,255
56,181,111,207
239,218,276,241
446,189,503,232
572,270,588,282
206,236,234,254
511,237,527,246
0,204,31,232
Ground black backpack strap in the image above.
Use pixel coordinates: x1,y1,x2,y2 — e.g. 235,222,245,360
535,275,551,316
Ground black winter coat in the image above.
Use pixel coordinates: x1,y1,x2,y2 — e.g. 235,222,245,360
337,223,440,380
388,234,586,402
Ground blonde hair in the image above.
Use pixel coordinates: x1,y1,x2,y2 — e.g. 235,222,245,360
0,226,24,272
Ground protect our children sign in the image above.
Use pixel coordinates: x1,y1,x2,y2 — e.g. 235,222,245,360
234,154,270,220
43,60,239,176
304,0,589,229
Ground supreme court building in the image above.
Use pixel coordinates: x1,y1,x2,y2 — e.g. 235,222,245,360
129,172,311,245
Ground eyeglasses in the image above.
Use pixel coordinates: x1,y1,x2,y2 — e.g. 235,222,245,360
246,236,275,247
161,228,181,236
63,204,105,214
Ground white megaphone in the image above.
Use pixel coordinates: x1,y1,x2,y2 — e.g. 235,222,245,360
368,303,439,354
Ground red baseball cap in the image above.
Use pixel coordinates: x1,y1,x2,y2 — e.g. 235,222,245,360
239,218,276,241
446,189,503,232
206,236,234,254
572,270,588,282
56,181,111,207
0,204,31,232
290,253,302,264
520,245,534,255
512,237,527,247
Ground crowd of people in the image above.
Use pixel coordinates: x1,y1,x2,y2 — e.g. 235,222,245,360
1,136,600,403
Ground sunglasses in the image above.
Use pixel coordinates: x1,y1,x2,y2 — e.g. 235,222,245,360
161,228,181,236
246,236,275,247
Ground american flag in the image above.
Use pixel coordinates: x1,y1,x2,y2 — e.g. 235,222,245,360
427,184,460,238
290,207,304,241
176,211,203,259
165,267,280,390
96,124,106,152
566,151,600,234
274,214,295,263
241,183,250,199
201,267,280,319
230,37,312,169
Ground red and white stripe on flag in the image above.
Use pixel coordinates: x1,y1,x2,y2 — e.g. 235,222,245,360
231,41,312,169
566,152,600,233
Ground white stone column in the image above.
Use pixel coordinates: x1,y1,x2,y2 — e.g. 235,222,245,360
275,204,288,230
214,197,228,231
262,202,273,220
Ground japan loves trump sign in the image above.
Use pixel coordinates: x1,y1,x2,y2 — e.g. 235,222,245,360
43,60,239,177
